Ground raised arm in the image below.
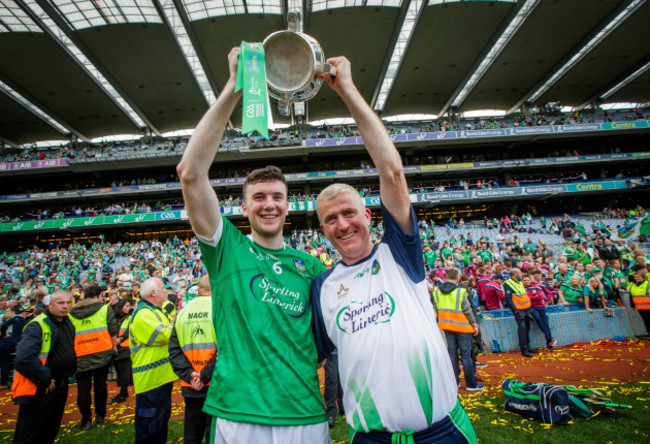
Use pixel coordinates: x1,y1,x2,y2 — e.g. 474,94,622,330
177,47,243,238
321,57,412,233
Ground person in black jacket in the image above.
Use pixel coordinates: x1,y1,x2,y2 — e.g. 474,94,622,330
0,307,27,387
12,290,76,444
109,299,134,405
168,276,216,444
596,237,620,261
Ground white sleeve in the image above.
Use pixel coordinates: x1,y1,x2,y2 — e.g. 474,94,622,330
194,220,224,248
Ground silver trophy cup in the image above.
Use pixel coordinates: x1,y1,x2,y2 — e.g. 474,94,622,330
263,12,336,116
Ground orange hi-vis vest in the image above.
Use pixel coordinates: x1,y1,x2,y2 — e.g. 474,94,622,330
432,287,475,334
630,280,650,310
175,296,216,388
11,314,51,401
118,317,130,348
69,304,113,357
504,279,531,310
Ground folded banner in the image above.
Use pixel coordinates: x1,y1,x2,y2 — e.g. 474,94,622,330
235,41,272,138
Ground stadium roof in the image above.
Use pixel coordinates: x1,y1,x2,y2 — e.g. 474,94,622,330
0,0,649,146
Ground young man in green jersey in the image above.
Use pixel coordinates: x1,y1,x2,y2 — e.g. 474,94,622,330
177,47,330,443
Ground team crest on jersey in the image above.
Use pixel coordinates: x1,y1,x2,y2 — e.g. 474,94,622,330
294,259,306,272
371,259,381,275
337,284,349,299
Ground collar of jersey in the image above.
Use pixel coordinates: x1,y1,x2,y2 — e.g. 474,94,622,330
339,243,379,268
246,234,286,252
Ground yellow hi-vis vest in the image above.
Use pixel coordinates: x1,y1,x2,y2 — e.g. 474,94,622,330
630,280,650,310
69,304,113,357
11,314,51,401
432,287,474,333
175,296,217,388
504,279,531,310
129,300,177,394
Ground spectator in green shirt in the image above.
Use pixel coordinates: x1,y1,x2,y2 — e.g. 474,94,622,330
607,259,627,291
423,245,437,272
558,275,582,307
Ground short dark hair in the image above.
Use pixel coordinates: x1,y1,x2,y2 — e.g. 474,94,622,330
84,284,103,299
445,268,460,281
242,165,287,200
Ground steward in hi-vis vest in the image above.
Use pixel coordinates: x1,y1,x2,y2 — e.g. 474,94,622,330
503,279,531,311
432,286,475,334
431,269,482,392
169,275,217,444
11,313,52,403
129,278,177,444
69,284,119,430
129,295,176,394
12,291,76,444
630,279,650,309
503,269,536,358
629,265,650,333
69,304,113,357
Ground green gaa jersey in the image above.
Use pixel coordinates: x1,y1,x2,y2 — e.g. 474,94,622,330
198,217,327,425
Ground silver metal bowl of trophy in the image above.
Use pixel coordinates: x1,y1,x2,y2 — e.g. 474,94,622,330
263,15,336,116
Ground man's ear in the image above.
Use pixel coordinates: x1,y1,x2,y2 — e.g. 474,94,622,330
364,208,372,226
241,201,248,218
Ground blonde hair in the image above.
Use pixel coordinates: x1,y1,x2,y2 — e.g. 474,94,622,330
588,277,602,288
316,183,365,223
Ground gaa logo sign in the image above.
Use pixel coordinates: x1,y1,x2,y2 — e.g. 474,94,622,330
159,212,177,220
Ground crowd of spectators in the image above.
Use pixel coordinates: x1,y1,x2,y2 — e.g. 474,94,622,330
2,108,645,164
3,138,641,199
0,167,626,223
600,207,647,220
0,201,182,223
1,209,646,323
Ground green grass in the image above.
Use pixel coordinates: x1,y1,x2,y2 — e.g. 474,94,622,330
1,384,648,443
466,383,650,444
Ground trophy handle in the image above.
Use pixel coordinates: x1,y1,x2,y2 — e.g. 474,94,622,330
316,63,337,77
287,11,300,32
277,99,291,116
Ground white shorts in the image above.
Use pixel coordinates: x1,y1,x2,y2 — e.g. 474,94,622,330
212,417,331,444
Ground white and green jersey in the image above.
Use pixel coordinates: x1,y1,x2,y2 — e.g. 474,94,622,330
197,217,327,426
312,204,457,434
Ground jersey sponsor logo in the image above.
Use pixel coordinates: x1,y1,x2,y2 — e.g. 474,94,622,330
78,336,99,345
188,311,209,319
336,291,395,334
249,274,307,317
191,325,206,339
249,247,278,262
337,284,349,299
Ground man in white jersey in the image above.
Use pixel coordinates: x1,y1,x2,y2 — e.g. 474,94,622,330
177,47,330,444
311,57,478,444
